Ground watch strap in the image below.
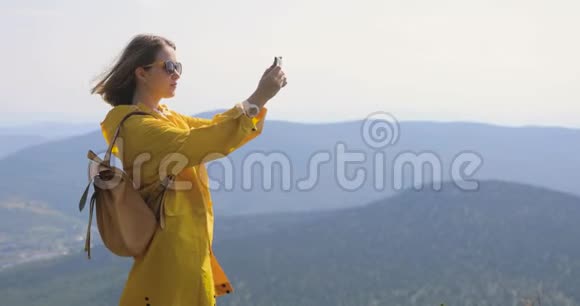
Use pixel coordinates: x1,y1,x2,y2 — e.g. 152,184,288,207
240,99,260,118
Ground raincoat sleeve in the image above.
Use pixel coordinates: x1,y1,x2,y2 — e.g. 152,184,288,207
175,104,267,128
173,113,212,128
124,104,268,169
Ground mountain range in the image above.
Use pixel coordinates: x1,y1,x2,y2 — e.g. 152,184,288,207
1,180,579,305
0,118,578,218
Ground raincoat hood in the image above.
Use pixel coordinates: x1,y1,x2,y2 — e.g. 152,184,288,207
100,103,167,154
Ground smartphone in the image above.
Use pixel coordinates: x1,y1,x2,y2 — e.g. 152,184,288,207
274,56,283,67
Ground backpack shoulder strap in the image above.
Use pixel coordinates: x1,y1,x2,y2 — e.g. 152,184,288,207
103,111,152,166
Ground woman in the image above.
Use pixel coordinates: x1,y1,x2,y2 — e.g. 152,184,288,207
91,34,287,306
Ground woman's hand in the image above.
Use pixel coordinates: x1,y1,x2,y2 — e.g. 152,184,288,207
247,58,287,108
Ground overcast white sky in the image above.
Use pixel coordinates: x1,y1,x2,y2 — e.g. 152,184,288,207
1,0,578,128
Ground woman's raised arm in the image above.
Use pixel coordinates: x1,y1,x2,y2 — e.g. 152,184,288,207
123,105,268,171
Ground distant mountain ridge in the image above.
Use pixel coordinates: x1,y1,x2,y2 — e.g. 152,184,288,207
0,118,578,217
1,180,580,305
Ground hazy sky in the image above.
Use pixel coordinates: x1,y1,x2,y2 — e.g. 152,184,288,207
1,0,578,128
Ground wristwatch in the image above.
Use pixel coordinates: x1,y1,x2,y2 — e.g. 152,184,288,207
241,99,261,118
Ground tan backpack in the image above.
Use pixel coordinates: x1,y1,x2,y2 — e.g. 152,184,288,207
78,111,175,259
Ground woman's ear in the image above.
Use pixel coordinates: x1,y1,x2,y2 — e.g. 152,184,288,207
135,67,148,83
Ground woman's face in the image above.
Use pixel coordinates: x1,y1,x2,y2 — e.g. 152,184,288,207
139,44,180,99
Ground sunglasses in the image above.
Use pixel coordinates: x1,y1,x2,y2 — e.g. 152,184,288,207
143,60,182,75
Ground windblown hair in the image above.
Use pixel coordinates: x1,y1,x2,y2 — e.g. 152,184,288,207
91,34,176,106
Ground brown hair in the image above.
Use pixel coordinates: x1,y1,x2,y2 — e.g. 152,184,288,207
91,34,176,106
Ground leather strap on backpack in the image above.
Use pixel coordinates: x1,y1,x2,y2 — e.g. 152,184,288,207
79,111,151,212
79,111,177,258
103,111,152,167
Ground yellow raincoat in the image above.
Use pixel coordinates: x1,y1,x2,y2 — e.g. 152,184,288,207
100,101,267,306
